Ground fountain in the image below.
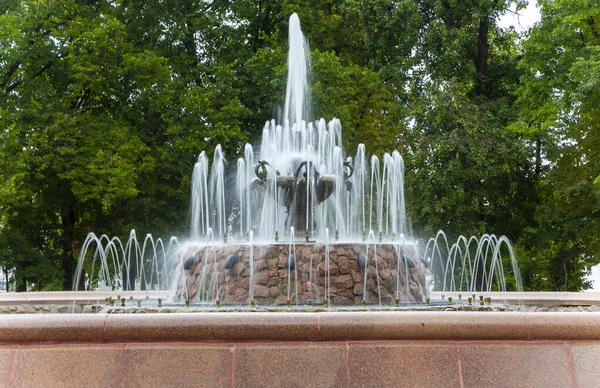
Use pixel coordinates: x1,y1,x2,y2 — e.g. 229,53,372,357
4,13,598,388
73,13,522,308
176,13,429,306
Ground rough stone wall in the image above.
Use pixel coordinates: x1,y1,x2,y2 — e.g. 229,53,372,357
175,243,426,306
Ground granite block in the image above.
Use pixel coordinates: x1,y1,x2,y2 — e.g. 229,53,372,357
526,313,600,340
459,341,573,388
347,341,461,388
122,343,233,387
317,312,530,341
0,314,107,344
105,313,320,342
0,349,16,388
568,341,600,388
3,312,600,344
11,344,125,388
235,343,347,387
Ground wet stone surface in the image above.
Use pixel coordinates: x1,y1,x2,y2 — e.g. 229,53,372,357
82,304,507,314
0,304,83,314
175,242,428,306
4,303,600,314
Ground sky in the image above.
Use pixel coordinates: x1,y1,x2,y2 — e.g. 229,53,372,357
497,1,541,33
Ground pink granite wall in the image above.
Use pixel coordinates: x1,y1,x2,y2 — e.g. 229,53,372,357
1,340,596,387
175,243,427,305
1,312,600,387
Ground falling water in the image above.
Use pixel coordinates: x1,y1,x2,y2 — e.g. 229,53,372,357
248,231,255,304
287,227,297,304
370,156,381,234
190,152,209,240
324,228,331,305
362,230,382,305
237,158,246,238
244,144,254,236
284,13,311,129
423,232,524,295
74,12,523,308
210,145,227,240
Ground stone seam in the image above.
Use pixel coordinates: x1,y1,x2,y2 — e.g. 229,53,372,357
456,341,464,388
230,344,236,388
118,343,129,388
8,347,18,387
345,342,351,384
563,342,578,388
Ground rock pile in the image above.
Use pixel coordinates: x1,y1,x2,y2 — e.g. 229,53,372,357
175,243,427,306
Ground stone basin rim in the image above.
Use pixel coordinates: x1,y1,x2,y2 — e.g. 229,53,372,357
1,312,600,344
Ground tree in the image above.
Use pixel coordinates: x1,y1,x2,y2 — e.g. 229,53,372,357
1,0,597,292
0,1,167,289
512,0,600,290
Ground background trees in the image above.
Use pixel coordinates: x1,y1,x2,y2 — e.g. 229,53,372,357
511,0,600,290
0,0,597,291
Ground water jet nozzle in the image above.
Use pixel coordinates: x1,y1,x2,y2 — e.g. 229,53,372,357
395,298,400,308
305,229,310,242
323,298,328,308
286,299,291,308
216,299,221,308
378,231,383,243
158,298,162,308
275,231,279,242
121,298,125,307
250,299,255,308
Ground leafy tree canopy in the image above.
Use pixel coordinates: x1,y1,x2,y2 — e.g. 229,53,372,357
0,0,597,291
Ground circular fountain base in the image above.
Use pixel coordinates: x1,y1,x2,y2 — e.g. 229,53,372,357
176,243,427,306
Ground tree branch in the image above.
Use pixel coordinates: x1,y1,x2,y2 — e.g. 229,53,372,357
588,17,599,38
4,60,54,94
0,62,22,90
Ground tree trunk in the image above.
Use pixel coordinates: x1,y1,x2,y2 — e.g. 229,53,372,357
16,275,27,292
61,202,84,290
535,137,542,179
475,17,489,96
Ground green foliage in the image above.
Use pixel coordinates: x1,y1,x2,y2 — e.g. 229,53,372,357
511,0,600,290
0,0,598,291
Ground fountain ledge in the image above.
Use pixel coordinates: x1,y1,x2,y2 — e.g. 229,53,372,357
2,312,600,343
2,312,599,386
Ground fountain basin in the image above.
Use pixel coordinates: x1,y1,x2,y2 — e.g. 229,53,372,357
1,311,599,387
